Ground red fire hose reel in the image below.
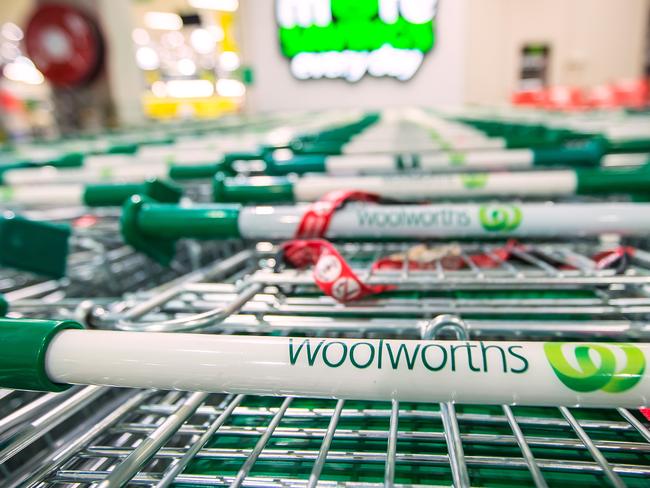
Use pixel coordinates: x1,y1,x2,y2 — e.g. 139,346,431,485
24,3,104,87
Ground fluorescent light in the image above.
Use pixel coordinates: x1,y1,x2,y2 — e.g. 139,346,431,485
190,28,216,54
136,46,160,70
144,12,182,30
131,28,150,45
166,79,214,98
216,78,245,97
206,25,224,42
188,0,239,11
3,56,44,84
1,23,23,42
219,51,240,71
0,42,20,61
177,58,197,76
151,80,167,97
162,31,185,48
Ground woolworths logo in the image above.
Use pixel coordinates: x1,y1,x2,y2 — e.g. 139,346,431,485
276,0,438,82
544,343,645,393
289,338,529,374
357,208,471,228
460,173,488,190
479,204,522,232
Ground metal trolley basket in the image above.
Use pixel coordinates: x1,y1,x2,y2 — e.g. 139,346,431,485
2,108,650,488
1,237,649,488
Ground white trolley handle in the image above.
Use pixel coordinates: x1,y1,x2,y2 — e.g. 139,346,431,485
1,319,648,408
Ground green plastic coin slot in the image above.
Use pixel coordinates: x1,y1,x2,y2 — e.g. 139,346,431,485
83,178,183,207
0,213,70,278
0,318,84,391
0,294,8,316
121,195,241,265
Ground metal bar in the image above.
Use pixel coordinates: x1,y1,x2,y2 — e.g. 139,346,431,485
97,392,209,488
307,398,344,488
502,405,548,488
384,399,399,488
137,403,646,432
617,408,650,443
0,386,106,464
440,402,470,488
7,390,153,488
114,282,264,332
0,391,70,437
560,406,626,488
230,396,293,488
103,249,254,326
156,394,244,488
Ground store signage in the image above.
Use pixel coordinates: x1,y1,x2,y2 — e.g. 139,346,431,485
276,0,438,82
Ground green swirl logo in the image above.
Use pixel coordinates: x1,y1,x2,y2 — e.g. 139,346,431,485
478,205,522,232
450,152,466,166
544,343,645,393
461,173,488,190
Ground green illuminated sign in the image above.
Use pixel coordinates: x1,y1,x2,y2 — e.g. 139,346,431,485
276,0,438,82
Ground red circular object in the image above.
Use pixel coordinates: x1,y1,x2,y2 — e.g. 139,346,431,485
24,4,103,87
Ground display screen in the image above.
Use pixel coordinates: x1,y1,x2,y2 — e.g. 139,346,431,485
276,0,438,82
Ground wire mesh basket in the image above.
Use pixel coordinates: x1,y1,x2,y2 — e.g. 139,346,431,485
0,238,647,487
1,107,650,488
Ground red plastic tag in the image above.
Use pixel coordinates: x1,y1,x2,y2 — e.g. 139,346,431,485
283,239,394,302
370,241,521,271
640,408,650,421
592,246,636,270
295,190,380,239
72,214,99,229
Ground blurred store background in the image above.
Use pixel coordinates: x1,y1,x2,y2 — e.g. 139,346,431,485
0,0,648,140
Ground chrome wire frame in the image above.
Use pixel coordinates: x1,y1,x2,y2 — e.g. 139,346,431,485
0,204,245,314
88,240,650,337
2,239,650,487
2,324,649,488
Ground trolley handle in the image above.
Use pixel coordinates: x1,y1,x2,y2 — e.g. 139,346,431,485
168,151,261,180
0,152,84,185
121,196,241,265
82,178,182,207
0,318,647,409
211,165,650,205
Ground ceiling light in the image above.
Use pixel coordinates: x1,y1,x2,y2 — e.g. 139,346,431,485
144,12,182,30
177,58,197,76
166,79,214,98
219,51,240,71
216,78,245,97
136,46,160,70
188,0,239,12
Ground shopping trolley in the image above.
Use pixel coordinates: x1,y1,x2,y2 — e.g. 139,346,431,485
0,234,649,487
0,175,250,483
0,177,245,319
1,111,649,488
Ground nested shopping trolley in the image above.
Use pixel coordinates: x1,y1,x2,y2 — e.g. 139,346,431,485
0,201,248,488
1,232,650,488
2,109,650,487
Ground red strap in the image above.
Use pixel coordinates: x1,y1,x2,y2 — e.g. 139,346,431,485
73,214,99,229
640,408,650,421
371,240,522,271
592,246,635,270
471,240,521,268
283,239,394,302
295,190,380,239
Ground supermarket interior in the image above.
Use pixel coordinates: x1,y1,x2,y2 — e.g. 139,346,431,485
0,1,650,487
